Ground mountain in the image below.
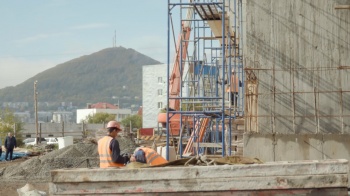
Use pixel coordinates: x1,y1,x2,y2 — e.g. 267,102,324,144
0,47,161,108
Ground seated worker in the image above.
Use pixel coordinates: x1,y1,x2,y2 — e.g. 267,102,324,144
130,147,168,166
98,120,130,168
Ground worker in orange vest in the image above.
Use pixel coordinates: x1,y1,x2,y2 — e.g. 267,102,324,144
218,69,242,107
98,121,130,168
130,147,168,166
226,69,241,107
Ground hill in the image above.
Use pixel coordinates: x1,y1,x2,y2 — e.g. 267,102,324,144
0,47,161,108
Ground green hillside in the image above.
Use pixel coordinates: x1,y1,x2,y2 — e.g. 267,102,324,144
0,47,161,108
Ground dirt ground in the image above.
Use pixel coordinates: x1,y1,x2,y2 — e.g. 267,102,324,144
0,158,50,196
0,136,139,196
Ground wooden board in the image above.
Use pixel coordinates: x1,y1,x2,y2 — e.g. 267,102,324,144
50,159,348,195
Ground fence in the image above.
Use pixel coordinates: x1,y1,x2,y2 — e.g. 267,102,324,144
18,122,106,139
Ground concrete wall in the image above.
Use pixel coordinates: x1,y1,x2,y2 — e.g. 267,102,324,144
142,64,167,128
243,0,350,134
242,1,350,181
243,133,350,161
243,133,350,185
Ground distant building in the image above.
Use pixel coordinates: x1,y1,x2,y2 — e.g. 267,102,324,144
37,111,53,123
14,111,31,123
89,102,119,109
76,102,131,123
3,102,29,109
52,111,74,123
142,64,167,128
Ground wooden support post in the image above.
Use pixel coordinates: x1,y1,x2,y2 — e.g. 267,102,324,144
82,122,85,138
335,5,350,9
13,123,16,137
62,121,64,137
39,123,42,143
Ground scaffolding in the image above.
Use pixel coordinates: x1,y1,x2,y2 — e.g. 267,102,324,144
164,0,244,159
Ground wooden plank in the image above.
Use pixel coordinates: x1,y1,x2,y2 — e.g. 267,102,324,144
50,159,348,195
183,118,210,155
50,174,348,195
51,159,349,182
192,142,222,148
232,119,245,125
335,5,350,9
50,187,347,196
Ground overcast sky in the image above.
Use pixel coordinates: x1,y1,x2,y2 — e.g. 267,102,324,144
0,0,169,89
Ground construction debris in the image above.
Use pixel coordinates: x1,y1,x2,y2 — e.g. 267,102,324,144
150,155,263,168
17,183,47,196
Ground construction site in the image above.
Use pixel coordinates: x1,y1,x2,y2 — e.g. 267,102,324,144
5,0,350,195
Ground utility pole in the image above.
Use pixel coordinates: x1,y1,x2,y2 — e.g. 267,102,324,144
34,80,39,145
13,123,16,137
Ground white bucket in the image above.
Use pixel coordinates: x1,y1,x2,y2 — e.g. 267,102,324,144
160,146,176,162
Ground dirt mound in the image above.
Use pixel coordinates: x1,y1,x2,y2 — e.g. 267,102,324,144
0,136,138,182
0,143,98,182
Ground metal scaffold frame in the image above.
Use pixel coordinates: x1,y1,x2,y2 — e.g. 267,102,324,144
164,0,244,159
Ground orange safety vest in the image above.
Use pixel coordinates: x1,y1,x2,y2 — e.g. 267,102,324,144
98,136,124,168
140,147,168,166
226,74,240,93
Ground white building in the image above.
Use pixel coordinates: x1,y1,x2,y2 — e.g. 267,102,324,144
52,111,73,123
142,64,167,128
76,103,132,124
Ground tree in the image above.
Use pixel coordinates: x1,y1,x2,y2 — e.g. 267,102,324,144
121,114,142,130
84,112,116,124
0,108,23,142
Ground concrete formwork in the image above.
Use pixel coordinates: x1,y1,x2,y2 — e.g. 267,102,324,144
243,133,350,186
244,133,350,161
242,0,350,185
243,0,350,134
49,159,348,195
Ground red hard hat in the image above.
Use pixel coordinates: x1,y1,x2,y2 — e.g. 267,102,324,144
106,121,121,130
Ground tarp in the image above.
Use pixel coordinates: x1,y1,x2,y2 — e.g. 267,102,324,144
1,151,28,161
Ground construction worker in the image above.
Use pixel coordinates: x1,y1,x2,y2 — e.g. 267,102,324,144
226,69,241,107
98,120,130,168
217,69,242,107
130,147,168,166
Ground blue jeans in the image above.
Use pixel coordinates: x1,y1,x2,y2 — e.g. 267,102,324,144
5,148,13,160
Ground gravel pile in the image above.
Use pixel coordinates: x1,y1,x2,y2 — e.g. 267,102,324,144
0,135,138,182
